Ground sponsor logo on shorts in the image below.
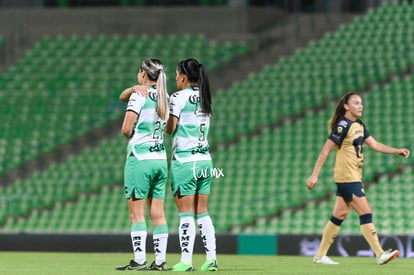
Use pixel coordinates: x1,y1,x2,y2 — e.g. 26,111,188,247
192,161,224,180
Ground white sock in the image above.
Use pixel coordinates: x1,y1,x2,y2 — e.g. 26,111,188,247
197,213,217,260
131,222,147,265
153,224,168,265
178,212,196,265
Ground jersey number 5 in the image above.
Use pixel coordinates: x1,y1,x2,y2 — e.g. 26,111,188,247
199,123,206,142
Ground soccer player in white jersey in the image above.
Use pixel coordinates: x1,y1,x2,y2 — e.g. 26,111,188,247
115,58,170,271
165,58,218,272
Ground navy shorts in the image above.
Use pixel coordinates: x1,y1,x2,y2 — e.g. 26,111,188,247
336,182,366,202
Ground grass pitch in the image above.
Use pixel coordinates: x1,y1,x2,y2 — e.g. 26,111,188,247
0,252,410,274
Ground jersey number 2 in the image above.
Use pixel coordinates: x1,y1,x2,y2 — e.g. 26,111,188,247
153,121,166,140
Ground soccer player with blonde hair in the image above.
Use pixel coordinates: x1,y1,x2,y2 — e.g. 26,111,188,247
116,58,170,271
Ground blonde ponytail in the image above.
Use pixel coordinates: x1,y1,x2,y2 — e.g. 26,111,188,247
141,58,169,120
156,68,169,120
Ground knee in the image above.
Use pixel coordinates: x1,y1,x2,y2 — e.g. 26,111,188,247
334,209,350,220
129,212,143,224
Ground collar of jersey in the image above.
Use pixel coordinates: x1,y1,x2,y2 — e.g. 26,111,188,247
185,86,199,91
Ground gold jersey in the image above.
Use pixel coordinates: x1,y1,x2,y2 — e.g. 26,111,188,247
329,117,370,183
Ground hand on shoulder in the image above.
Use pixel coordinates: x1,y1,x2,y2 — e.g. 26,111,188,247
132,85,149,97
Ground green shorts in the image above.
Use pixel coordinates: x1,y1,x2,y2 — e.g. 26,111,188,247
171,160,213,196
124,155,168,200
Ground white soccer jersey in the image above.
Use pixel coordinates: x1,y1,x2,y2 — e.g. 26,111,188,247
169,86,211,163
126,87,167,160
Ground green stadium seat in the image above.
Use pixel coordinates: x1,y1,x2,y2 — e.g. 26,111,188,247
2,1,414,235
0,34,249,179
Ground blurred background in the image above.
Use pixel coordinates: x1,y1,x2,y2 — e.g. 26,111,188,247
0,0,413,254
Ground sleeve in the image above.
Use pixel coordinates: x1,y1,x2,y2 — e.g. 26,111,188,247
362,121,370,139
328,120,349,145
169,92,183,118
126,92,145,115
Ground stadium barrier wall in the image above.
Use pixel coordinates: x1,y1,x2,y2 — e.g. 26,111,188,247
1,233,413,258
0,7,285,43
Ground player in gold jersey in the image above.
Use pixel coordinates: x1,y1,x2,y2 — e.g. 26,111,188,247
306,92,410,265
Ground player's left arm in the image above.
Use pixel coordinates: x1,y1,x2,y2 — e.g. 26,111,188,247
119,85,149,102
365,136,410,158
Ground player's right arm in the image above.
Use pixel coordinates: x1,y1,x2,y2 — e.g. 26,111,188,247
165,92,183,135
121,93,145,138
121,111,138,138
306,139,336,190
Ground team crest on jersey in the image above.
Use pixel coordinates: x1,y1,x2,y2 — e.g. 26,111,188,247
189,95,200,104
149,91,157,101
338,120,348,127
337,126,343,134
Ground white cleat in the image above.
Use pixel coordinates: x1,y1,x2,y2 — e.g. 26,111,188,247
377,249,399,265
313,256,339,265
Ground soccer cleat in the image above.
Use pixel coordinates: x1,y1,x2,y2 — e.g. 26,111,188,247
115,259,148,271
172,261,194,272
148,260,170,271
200,259,218,271
313,256,339,265
377,249,399,265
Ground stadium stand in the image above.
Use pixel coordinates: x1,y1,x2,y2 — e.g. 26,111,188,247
210,0,414,146
0,33,249,232
233,70,414,234
0,34,249,173
252,166,414,235
213,0,414,233
0,1,413,235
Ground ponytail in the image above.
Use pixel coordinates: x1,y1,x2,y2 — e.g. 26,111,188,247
198,64,212,115
156,68,169,120
141,58,169,120
178,58,212,115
